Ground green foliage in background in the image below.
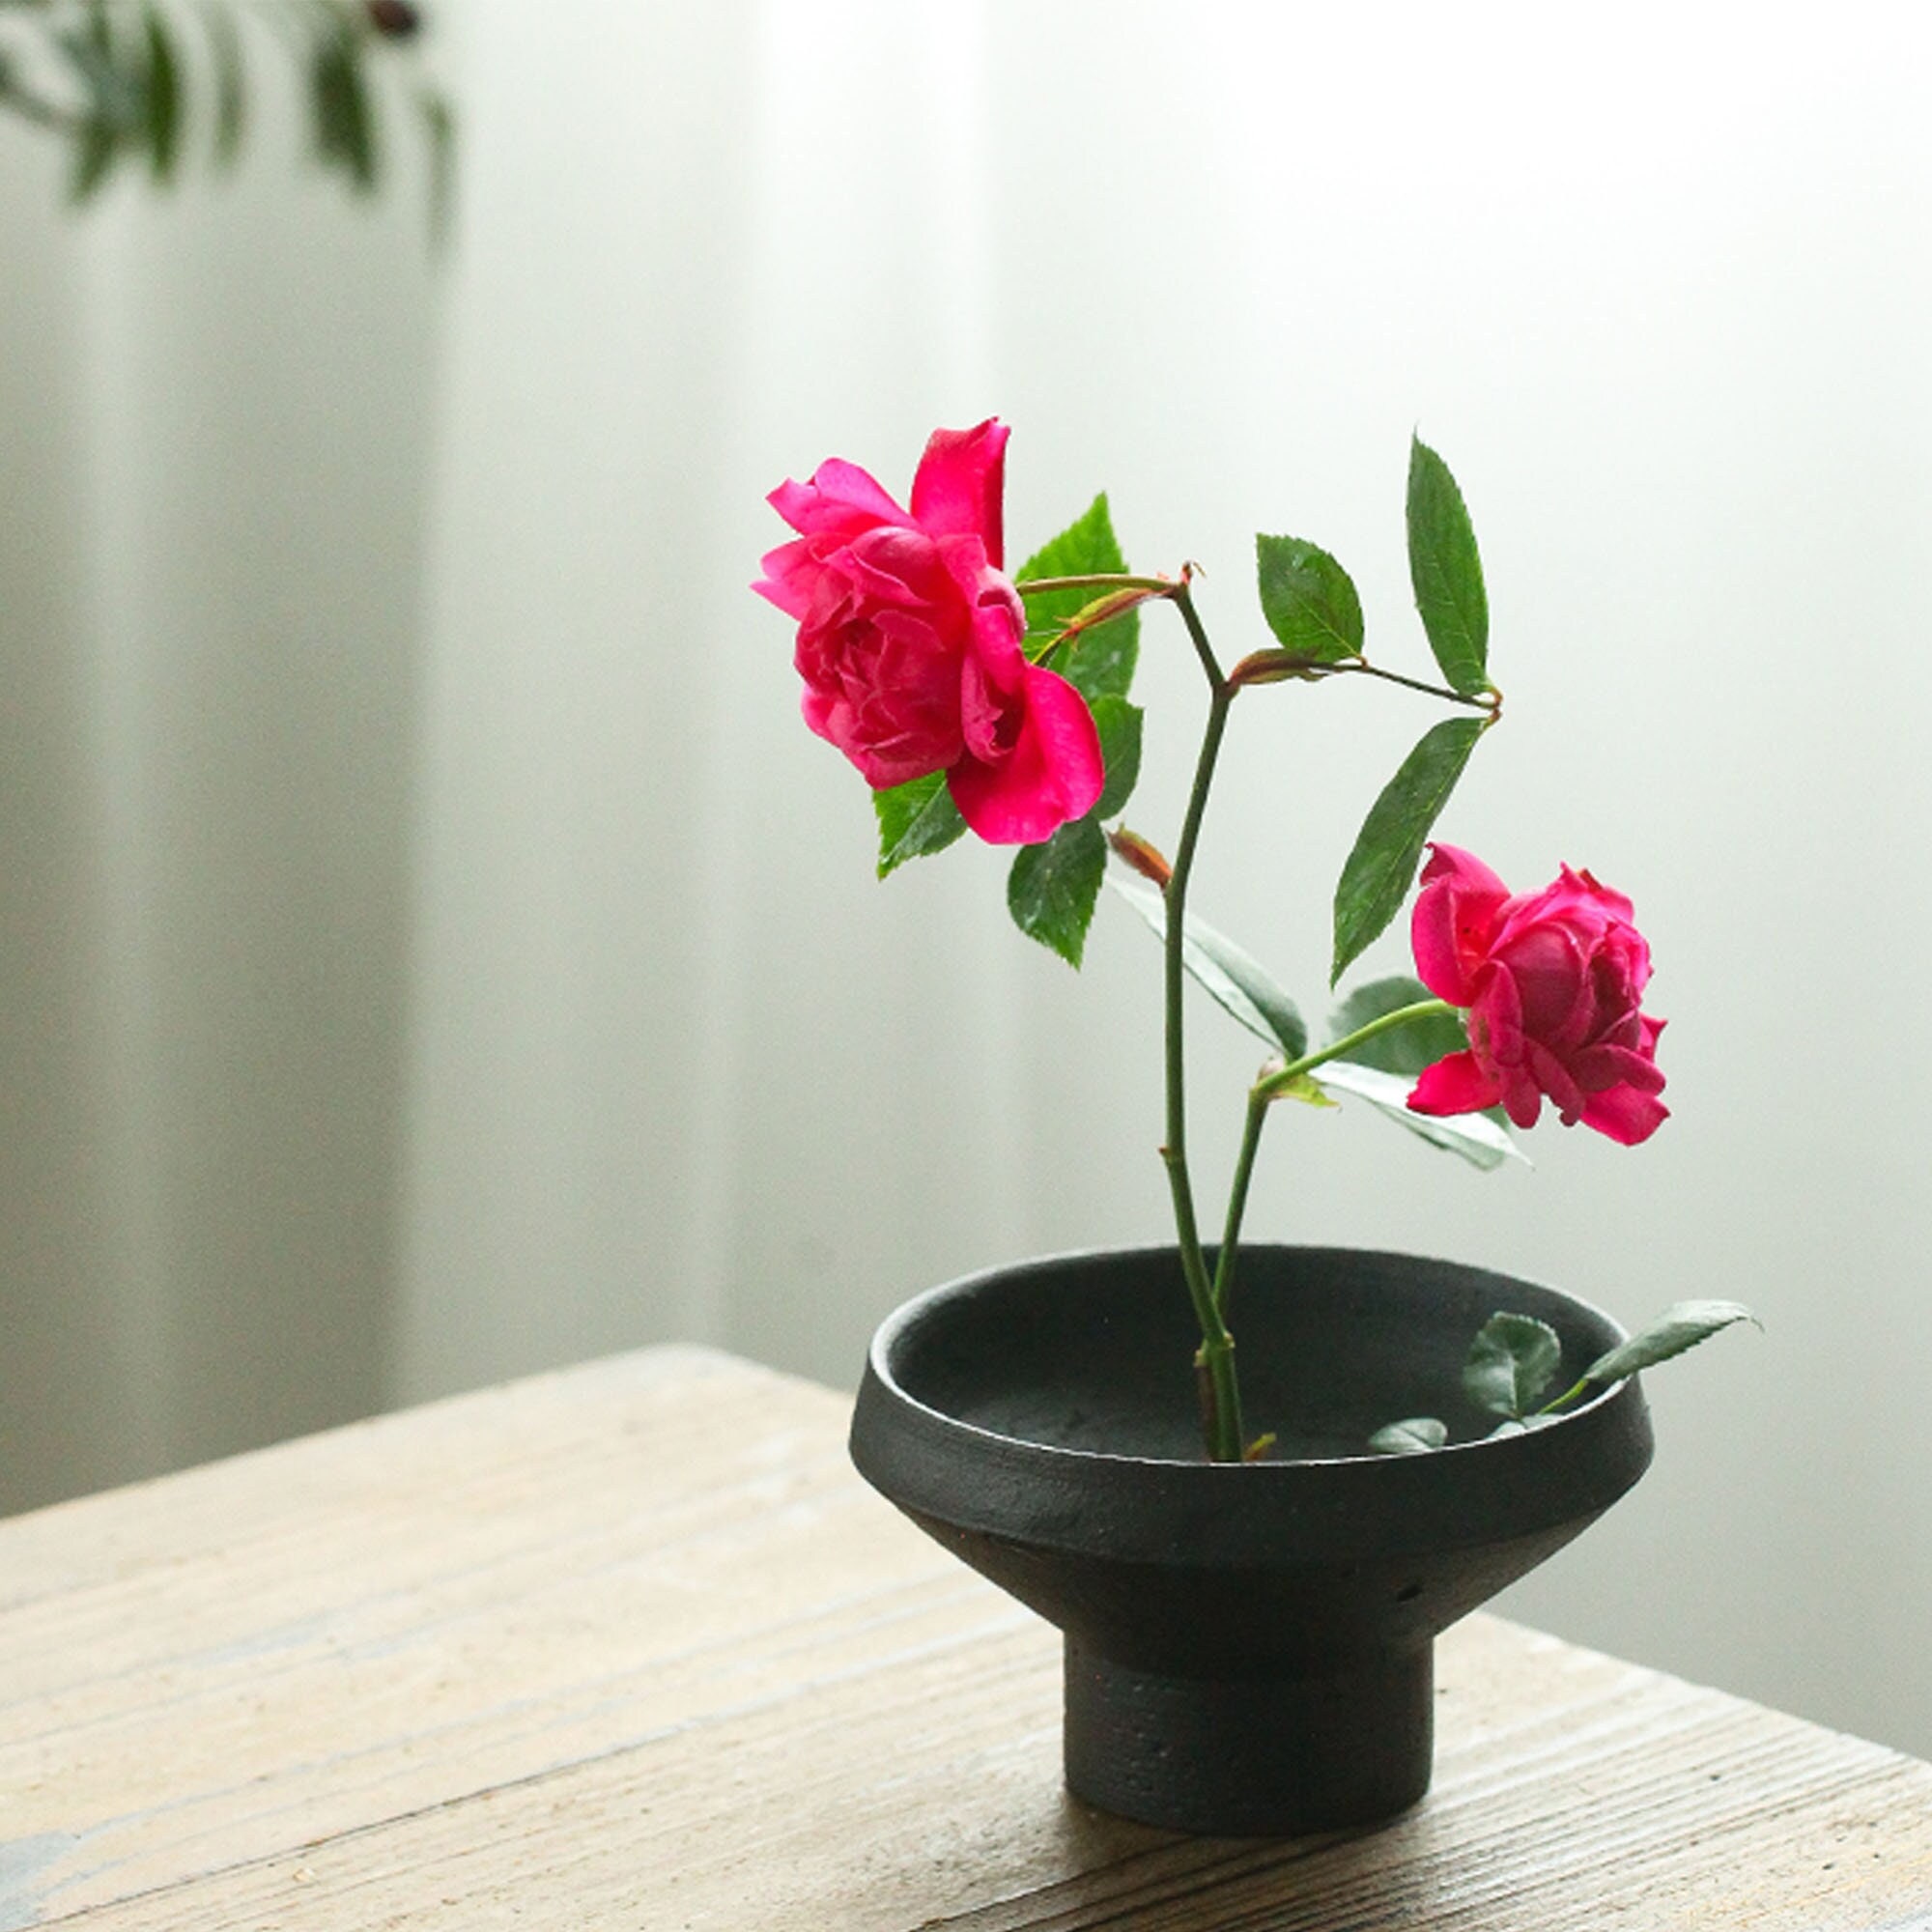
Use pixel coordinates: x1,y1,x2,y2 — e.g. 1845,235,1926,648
0,0,449,222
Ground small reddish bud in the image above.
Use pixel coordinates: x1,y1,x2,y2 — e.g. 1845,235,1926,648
1058,583,1167,641
366,0,421,38
1107,827,1172,890
1229,648,1333,688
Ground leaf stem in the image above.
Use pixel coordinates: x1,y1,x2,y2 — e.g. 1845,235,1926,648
1347,659,1501,713
1253,998,1457,1103
1015,571,1177,597
1231,650,1500,715
1534,1375,1596,1416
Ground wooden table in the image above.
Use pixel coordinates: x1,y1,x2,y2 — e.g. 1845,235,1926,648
4,1347,1930,1930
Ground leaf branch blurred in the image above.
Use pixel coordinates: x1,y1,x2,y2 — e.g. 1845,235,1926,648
0,0,449,225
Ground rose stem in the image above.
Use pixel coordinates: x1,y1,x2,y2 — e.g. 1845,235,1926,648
1161,582,1246,1463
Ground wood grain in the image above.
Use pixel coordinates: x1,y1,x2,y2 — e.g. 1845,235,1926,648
1,1346,1927,1929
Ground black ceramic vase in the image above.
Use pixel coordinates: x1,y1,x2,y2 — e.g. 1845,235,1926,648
849,1244,1653,1837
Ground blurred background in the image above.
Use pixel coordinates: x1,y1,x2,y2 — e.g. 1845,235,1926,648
4,0,1929,1764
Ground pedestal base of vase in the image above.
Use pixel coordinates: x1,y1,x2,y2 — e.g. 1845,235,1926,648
1065,1638,1433,1834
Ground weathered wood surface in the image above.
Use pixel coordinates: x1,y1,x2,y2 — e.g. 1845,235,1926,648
2,1346,1929,1930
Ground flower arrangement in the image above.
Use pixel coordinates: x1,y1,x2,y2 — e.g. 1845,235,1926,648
756,419,1747,1463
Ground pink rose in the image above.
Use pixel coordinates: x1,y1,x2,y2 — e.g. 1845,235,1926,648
754,420,1104,845
1406,843,1668,1146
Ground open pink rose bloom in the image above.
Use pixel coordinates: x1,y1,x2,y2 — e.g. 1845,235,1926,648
1406,843,1668,1146
754,420,1103,844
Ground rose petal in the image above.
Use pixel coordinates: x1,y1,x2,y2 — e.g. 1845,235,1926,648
752,537,820,619
956,650,1009,767
1559,861,1634,923
1496,1066,1545,1130
1578,1086,1670,1147
843,525,955,601
964,574,1027,689
1602,923,1654,1001
1469,961,1525,1071
947,663,1102,844
1493,923,1593,1046
1421,843,1509,898
1523,1039,1588,1122
769,459,907,538
927,529,1025,683
1569,1041,1667,1095
909,419,1009,565
1411,843,1510,1007
1406,1051,1502,1118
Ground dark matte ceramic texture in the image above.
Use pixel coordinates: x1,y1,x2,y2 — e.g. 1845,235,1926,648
849,1245,1654,1836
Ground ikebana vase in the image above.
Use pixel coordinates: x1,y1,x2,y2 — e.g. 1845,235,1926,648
849,1244,1654,1837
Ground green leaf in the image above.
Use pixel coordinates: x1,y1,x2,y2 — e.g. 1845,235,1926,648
1308,1060,1525,1170
1009,816,1107,967
310,25,377,190
1406,437,1490,696
1583,1301,1759,1388
1331,714,1485,984
1485,1416,1557,1439
141,5,181,180
1091,696,1144,820
58,11,136,200
874,773,967,878
1326,975,1469,1077
1369,1417,1447,1456
1463,1313,1563,1420
14,0,443,222
1015,496,1138,701
1254,534,1364,666
1109,876,1306,1058
68,115,122,200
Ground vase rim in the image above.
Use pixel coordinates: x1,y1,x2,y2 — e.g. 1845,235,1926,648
851,1240,1657,1567
866,1239,1634,1474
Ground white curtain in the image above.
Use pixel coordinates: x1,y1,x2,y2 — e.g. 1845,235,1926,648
7,0,1932,1759
0,91,440,1499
